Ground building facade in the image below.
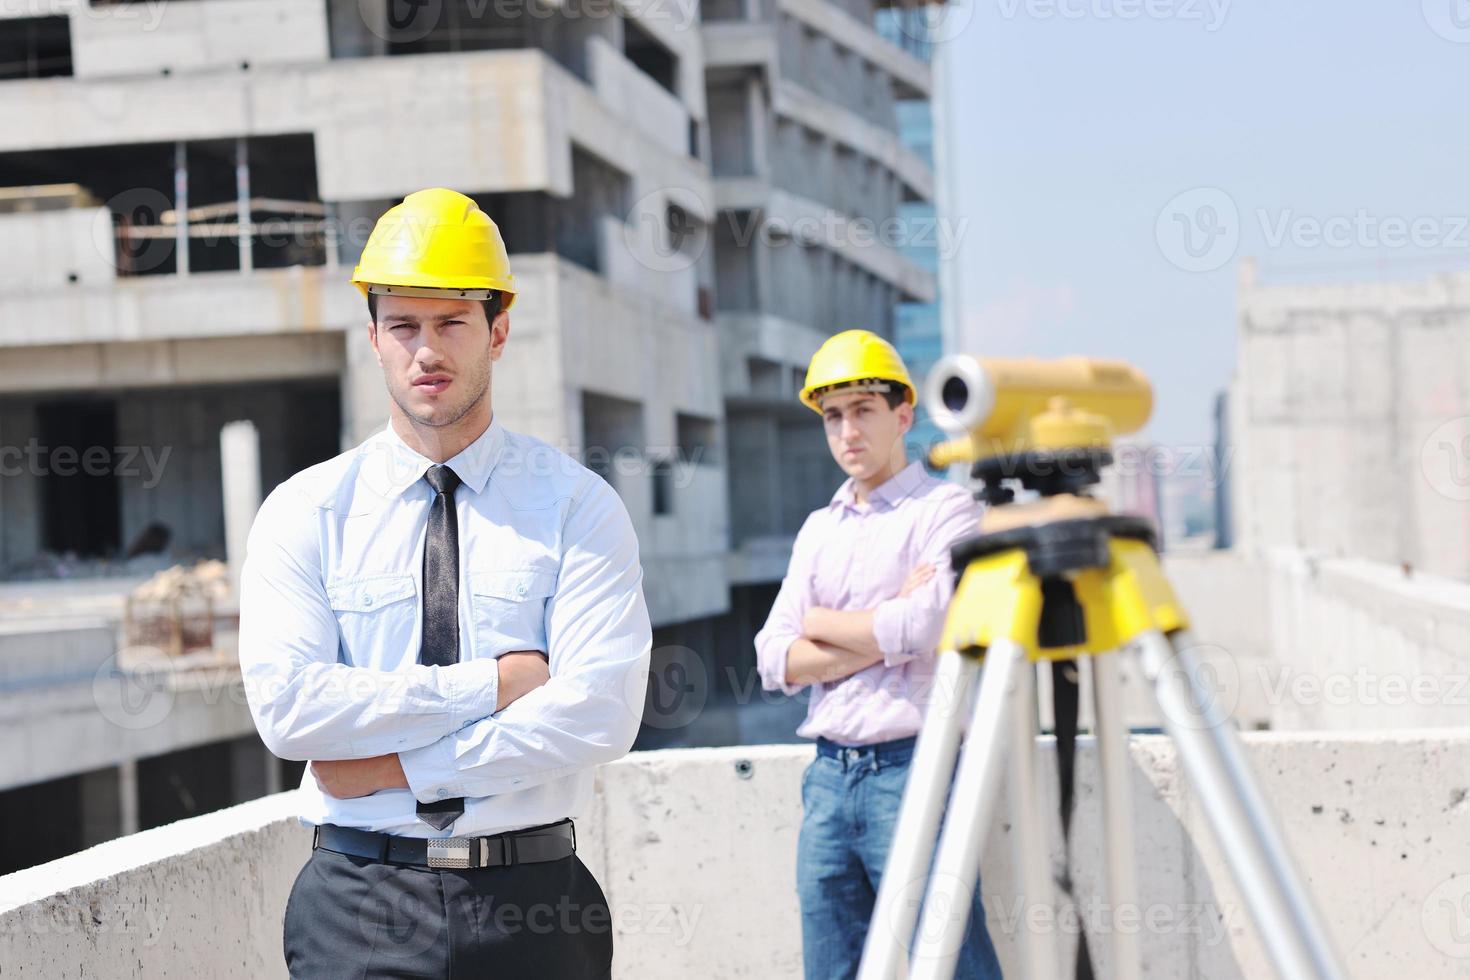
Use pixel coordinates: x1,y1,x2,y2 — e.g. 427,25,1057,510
875,2,945,463
0,0,944,867
665,0,943,744
1229,258,1470,581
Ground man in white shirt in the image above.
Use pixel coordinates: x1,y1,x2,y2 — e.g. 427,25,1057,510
239,188,651,979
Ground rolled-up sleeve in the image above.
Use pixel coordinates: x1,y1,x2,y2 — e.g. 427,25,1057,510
871,491,982,668
238,483,499,762
398,475,652,803
754,514,822,695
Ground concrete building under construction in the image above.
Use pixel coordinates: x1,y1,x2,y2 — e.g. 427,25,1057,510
0,0,945,873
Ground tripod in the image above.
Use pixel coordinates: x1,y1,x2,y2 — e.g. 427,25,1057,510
855,449,1346,980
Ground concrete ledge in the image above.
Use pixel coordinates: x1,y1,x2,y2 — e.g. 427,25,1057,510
779,0,931,97
711,181,936,302
1170,548,1470,730
774,79,934,201
4,736,1467,977
0,49,703,210
0,791,309,978
0,669,258,792
70,0,329,79
702,21,781,78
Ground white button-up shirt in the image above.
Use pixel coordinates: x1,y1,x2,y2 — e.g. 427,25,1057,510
237,418,651,837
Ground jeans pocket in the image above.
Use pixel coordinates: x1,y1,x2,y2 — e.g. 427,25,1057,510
800,756,827,808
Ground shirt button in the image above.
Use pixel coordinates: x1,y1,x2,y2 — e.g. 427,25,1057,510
363,595,374,607
437,789,449,799
517,584,527,597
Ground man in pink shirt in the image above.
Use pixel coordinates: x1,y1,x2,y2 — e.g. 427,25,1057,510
755,330,1002,980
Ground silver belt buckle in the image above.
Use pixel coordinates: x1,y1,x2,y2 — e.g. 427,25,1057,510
426,837,474,869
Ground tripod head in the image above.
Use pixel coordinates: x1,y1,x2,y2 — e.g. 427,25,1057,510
923,355,1152,507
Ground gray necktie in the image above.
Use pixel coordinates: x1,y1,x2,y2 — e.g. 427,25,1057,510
416,464,464,830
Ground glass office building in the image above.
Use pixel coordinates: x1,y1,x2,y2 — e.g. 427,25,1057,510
875,8,946,466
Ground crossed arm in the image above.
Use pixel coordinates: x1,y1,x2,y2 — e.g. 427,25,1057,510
755,551,937,694
756,492,980,695
239,477,651,802
307,652,551,799
781,563,936,687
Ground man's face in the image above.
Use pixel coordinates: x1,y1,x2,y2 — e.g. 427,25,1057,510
820,389,912,481
369,295,509,428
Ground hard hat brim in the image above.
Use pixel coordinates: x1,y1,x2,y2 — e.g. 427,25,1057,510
800,376,917,413
352,274,517,311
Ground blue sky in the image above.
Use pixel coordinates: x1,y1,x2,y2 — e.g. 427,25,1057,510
940,0,1470,446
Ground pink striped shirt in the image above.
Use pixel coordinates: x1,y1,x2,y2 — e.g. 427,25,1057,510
754,462,983,745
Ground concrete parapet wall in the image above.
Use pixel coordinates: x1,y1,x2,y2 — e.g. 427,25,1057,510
4,737,1468,978
0,207,115,290
1168,548,1470,731
587,35,689,158
1260,549,1470,730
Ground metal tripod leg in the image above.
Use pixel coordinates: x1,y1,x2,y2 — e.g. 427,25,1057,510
1092,652,1140,980
859,647,982,980
1136,630,1346,980
1009,659,1056,980
909,638,1026,980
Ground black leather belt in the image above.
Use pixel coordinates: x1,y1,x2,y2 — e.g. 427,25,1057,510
313,818,577,870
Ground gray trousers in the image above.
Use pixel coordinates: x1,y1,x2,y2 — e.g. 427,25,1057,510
284,846,614,978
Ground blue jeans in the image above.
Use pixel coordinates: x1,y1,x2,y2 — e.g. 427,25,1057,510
797,736,1003,980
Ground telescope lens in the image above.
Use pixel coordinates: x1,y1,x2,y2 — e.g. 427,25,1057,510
941,376,969,413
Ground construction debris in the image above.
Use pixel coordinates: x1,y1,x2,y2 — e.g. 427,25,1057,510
123,559,231,657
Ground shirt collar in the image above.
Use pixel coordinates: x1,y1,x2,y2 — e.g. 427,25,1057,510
828,461,927,513
364,417,507,500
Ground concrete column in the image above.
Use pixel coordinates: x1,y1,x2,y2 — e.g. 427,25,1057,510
173,141,189,277
745,77,768,179
323,202,340,271
333,193,390,451
341,327,388,449
235,136,252,274
118,759,139,837
931,27,960,354
752,227,775,315
220,420,262,596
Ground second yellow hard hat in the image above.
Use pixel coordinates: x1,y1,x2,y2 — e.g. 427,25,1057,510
799,329,916,413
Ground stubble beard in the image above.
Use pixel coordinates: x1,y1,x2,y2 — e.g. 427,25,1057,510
390,354,492,430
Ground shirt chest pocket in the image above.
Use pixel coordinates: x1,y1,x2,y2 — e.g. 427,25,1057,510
469,566,557,658
326,572,418,669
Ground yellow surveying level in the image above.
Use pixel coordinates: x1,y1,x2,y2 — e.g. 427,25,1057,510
857,356,1345,980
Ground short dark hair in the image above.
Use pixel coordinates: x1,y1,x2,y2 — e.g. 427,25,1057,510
880,384,911,410
816,380,911,411
367,290,504,326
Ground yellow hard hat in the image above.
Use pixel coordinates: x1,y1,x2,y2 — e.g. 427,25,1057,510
351,188,517,311
799,329,916,413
